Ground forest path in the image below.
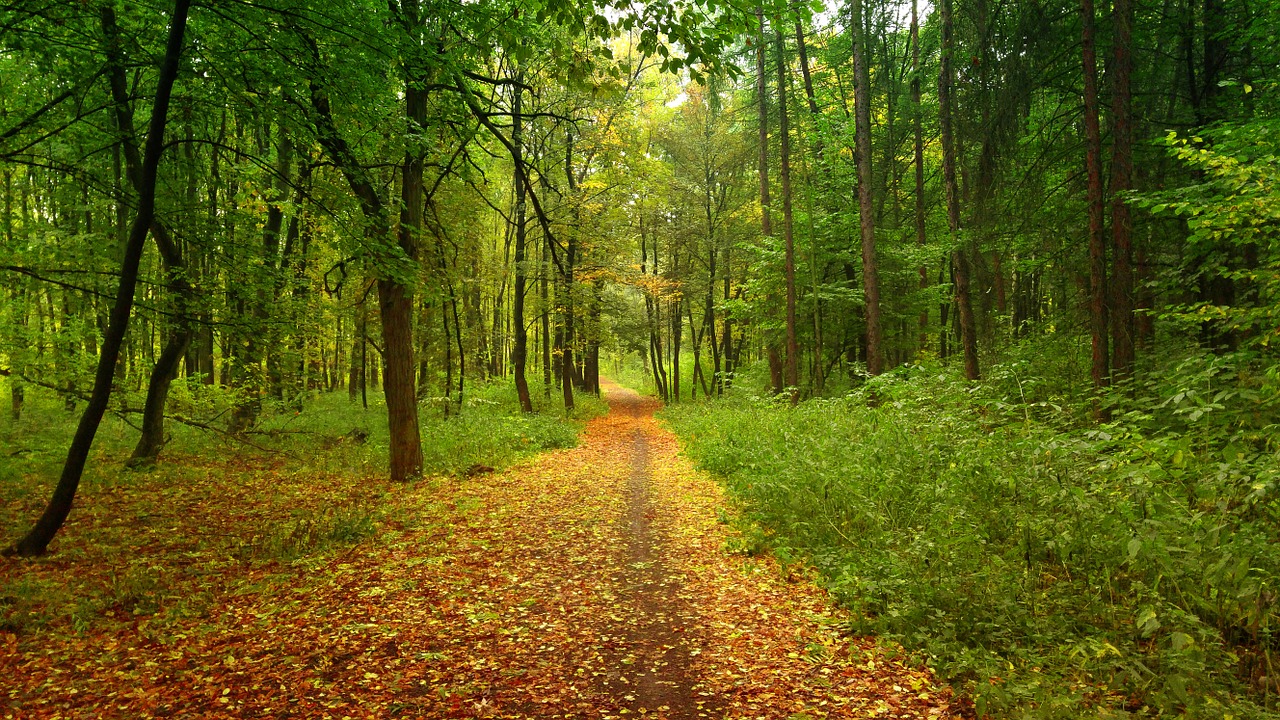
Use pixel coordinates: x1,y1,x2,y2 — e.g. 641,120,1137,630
3,381,956,719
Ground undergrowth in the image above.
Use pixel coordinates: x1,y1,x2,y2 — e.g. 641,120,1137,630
664,340,1280,719
0,378,603,636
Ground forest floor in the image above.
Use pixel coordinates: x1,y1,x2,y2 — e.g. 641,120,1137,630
2,382,956,719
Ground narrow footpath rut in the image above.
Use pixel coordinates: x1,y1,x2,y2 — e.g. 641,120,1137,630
602,393,714,718
3,381,957,719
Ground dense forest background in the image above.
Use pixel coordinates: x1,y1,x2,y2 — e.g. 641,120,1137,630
3,0,1279,716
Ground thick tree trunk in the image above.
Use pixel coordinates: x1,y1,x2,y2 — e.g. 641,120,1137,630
9,0,191,556
1082,0,1109,392
939,0,978,380
853,0,883,376
374,20,430,480
306,31,421,480
1110,0,1135,381
379,279,423,478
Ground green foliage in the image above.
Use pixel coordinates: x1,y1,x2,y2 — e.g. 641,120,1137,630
1136,119,1280,350
664,350,1280,718
417,381,606,476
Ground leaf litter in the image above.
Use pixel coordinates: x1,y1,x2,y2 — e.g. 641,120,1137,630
2,383,956,718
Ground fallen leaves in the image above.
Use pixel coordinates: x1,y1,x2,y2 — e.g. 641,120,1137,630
1,382,957,719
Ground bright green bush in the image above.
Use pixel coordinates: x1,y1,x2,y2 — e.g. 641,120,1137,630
664,350,1280,718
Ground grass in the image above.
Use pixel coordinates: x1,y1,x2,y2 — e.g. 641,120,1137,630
0,377,605,638
662,342,1280,719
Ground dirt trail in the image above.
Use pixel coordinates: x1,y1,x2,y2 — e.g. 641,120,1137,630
2,381,957,719
601,387,714,718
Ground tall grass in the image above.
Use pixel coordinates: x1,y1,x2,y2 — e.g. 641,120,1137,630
664,346,1280,718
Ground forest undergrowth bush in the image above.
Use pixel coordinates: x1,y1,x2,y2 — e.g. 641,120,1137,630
664,342,1280,718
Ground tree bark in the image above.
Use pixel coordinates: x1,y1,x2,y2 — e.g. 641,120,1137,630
511,73,534,413
775,24,799,400
379,0,428,478
853,0,883,376
304,29,422,480
1082,0,1110,392
101,5,195,464
9,0,191,556
561,233,576,412
913,0,929,354
940,0,979,380
1110,0,1135,381
755,7,782,395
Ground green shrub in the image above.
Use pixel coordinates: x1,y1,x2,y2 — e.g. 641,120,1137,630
664,349,1280,718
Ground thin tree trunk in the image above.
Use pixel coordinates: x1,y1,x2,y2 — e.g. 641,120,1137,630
1110,0,1135,381
793,15,822,156
586,279,602,394
4,172,23,420
940,0,978,380
561,237,576,412
721,244,733,392
775,24,800,401
102,5,195,463
9,0,191,556
755,7,782,395
511,72,533,413
853,0,883,376
1082,0,1110,392
913,0,929,353
541,234,551,391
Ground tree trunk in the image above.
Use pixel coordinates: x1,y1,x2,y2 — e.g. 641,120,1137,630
539,232,551,391
8,0,191,556
4,172,24,421
305,28,421,480
853,0,883,376
350,295,367,402
794,18,825,393
586,278,602,394
755,7,782,395
721,244,733,391
511,73,534,413
775,24,800,401
1082,0,1109,392
1110,0,1135,381
939,0,978,380
913,0,929,353
376,20,429,480
102,5,196,464
561,235,576,412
